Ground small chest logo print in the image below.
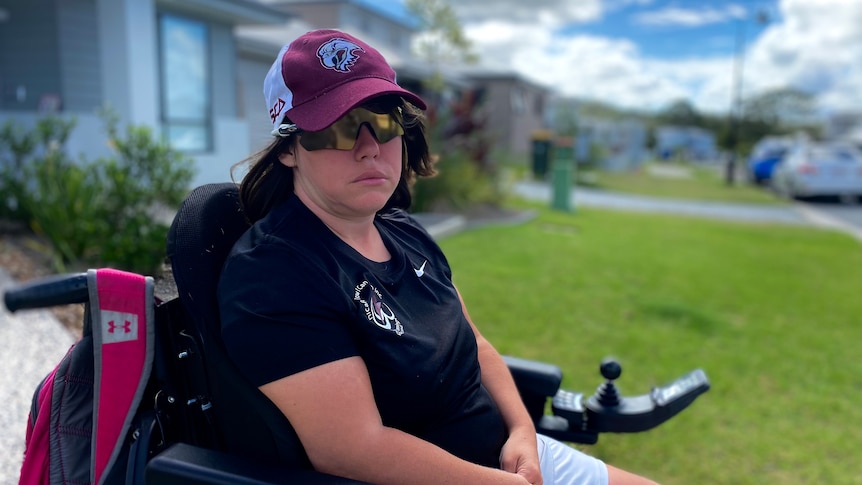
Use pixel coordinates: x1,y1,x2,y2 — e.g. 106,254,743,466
354,280,404,336
414,260,427,278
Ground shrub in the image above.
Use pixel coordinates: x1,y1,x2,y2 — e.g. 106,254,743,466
411,88,505,213
0,113,195,275
0,116,76,222
411,149,500,213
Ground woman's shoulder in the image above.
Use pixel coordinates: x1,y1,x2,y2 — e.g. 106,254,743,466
377,208,432,239
223,201,332,279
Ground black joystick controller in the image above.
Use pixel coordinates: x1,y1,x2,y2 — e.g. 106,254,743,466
593,358,622,407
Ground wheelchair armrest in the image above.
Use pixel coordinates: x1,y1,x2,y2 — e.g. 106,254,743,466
145,443,369,485
503,355,563,397
503,355,563,424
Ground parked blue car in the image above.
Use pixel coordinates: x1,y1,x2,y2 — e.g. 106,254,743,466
748,139,792,185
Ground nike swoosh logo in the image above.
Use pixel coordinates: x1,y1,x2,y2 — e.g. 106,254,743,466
414,260,428,277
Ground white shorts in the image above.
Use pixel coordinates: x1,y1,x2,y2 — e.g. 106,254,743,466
537,434,609,485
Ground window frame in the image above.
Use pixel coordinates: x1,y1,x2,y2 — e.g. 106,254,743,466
157,12,213,153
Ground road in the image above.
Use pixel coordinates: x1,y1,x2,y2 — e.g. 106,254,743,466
513,181,862,242
803,200,862,228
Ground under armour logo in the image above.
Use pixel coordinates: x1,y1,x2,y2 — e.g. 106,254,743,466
107,320,132,333
101,310,138,343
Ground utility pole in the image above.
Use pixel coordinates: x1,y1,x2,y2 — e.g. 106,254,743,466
725,10,769,186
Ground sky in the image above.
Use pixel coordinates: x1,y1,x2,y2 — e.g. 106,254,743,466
363,0,862,118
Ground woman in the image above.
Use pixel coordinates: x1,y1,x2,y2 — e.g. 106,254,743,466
218,29,658,485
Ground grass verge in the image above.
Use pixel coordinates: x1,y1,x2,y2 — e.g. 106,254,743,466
580,162,787,205
440,204,862,485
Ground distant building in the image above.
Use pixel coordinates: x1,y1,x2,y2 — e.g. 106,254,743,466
451,68,552,156
576,117,648,171
655,126,718,162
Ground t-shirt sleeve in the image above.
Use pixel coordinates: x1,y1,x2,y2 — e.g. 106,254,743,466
218,239,358,387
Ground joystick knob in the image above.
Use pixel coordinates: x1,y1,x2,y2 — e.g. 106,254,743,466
594,358,622,407
600,358,622,381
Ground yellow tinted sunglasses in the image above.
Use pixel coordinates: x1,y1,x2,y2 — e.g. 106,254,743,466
281,107,404,151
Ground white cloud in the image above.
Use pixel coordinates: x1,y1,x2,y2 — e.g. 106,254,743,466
633,5,747,27
744,0,862,114
459,0,862,116
451,0,602,27
463,18,727,113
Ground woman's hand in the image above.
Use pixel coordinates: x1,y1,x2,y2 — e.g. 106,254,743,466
500,426,542,485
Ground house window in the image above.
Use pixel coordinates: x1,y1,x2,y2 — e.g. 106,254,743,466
511,89,525,114
159,14,211,152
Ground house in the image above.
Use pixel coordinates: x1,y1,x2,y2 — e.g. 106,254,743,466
0,0,291,188
576,117,648,171
453,69,552,157
655,125,718,163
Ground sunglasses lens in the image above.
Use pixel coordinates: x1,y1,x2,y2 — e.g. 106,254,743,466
299,108,404,151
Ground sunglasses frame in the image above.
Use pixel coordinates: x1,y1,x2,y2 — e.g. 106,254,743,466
293,107,405,152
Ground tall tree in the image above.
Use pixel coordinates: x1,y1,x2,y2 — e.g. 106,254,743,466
406,0,477,92
658,99,704,127
742,88,817,127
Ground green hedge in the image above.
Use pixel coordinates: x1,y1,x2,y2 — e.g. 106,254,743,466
0,113,195,275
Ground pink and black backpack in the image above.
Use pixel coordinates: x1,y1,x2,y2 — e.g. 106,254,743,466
18,269,155,484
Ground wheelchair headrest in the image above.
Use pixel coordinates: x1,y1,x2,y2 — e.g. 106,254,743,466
166,183,249,342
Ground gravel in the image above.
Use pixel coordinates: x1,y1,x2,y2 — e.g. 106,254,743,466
0,267,77,485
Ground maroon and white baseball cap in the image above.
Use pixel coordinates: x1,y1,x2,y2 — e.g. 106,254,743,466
264,29,426,133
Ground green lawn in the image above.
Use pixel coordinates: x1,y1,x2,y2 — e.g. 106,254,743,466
440,204,862,485
579,161,787,205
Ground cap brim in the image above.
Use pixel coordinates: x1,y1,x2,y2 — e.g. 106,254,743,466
286,77,426,132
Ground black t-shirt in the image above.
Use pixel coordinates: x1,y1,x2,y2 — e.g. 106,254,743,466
218,195,507,467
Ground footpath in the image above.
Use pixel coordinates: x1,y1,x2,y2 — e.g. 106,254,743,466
1,181,860,483
514,180,862,243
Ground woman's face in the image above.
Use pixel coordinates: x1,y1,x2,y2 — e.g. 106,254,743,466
278,123,403,220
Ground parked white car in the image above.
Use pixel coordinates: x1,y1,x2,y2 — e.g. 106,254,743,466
771,142,862,203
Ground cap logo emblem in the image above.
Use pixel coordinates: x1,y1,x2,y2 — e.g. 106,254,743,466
317,38,365,73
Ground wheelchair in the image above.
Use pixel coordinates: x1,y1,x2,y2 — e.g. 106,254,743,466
4,183,710,484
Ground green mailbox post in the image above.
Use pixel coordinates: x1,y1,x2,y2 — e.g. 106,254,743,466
531,130,553,179
551,137,574,212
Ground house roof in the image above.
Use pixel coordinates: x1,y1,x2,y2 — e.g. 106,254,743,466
156,0,292,25
451,65,551,93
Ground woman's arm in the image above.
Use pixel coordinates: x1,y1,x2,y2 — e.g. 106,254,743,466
457,290,543,485
260,355,531,485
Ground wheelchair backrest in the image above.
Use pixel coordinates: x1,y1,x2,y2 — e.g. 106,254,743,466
165,182,309,468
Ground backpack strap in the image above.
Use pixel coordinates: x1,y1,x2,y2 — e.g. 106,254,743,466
88,268,154,485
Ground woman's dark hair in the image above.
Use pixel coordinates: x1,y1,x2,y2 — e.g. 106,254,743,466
233,96,435,224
